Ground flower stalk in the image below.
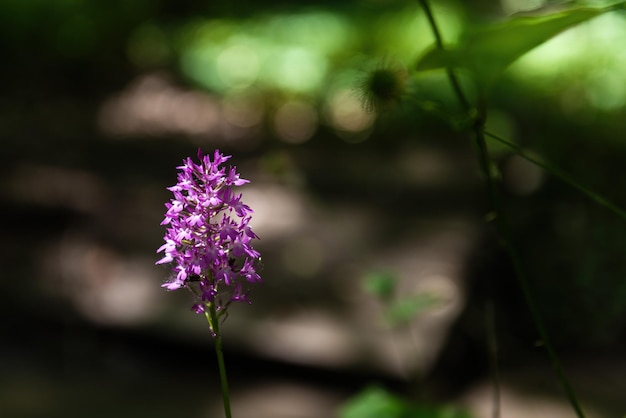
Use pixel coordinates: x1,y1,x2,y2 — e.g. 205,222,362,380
157,149,261,418
206,303,232,418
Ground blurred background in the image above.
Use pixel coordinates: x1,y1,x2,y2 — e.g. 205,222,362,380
1,0,626,417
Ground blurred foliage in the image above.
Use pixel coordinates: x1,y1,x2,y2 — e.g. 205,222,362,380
364,271,440,327
3,0,626,127
364,271,397,303
177,11,356,94
339,386,472,418
415,2,625,90
172,1,464,117
509,10,626,112
386,293,440,326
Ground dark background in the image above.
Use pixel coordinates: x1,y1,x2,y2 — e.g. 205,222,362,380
1,0,625,416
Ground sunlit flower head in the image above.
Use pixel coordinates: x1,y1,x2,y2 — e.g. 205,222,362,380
157,149,261,311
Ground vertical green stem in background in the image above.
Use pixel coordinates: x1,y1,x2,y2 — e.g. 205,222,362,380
206,304,233,418
417,0,470,112
416,1,587,417
477,129,586,418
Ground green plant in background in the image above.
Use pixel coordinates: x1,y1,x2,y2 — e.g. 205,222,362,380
363,271,439,328
340,386,471,418
354,272,457,417
347,1,626,418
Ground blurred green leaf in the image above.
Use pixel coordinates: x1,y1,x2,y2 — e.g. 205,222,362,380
339,386,407,418
415,3,623,89
339,386,472,418
386,293,439,326
363,272,440,325
363,271,397,302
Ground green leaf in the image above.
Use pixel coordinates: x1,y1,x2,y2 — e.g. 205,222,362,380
386,293,439,326
363,271,397,302
339,386,407,418
339,386,473,418
416,3,622,89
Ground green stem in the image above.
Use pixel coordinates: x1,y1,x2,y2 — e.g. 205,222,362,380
417,0,471,112
206,304,233,418
476,129,588,418
417,1,586,417
484,130,626,221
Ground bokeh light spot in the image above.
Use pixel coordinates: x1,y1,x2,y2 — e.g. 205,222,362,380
274,100,318,144
216,44,260,89
326,89,375,137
